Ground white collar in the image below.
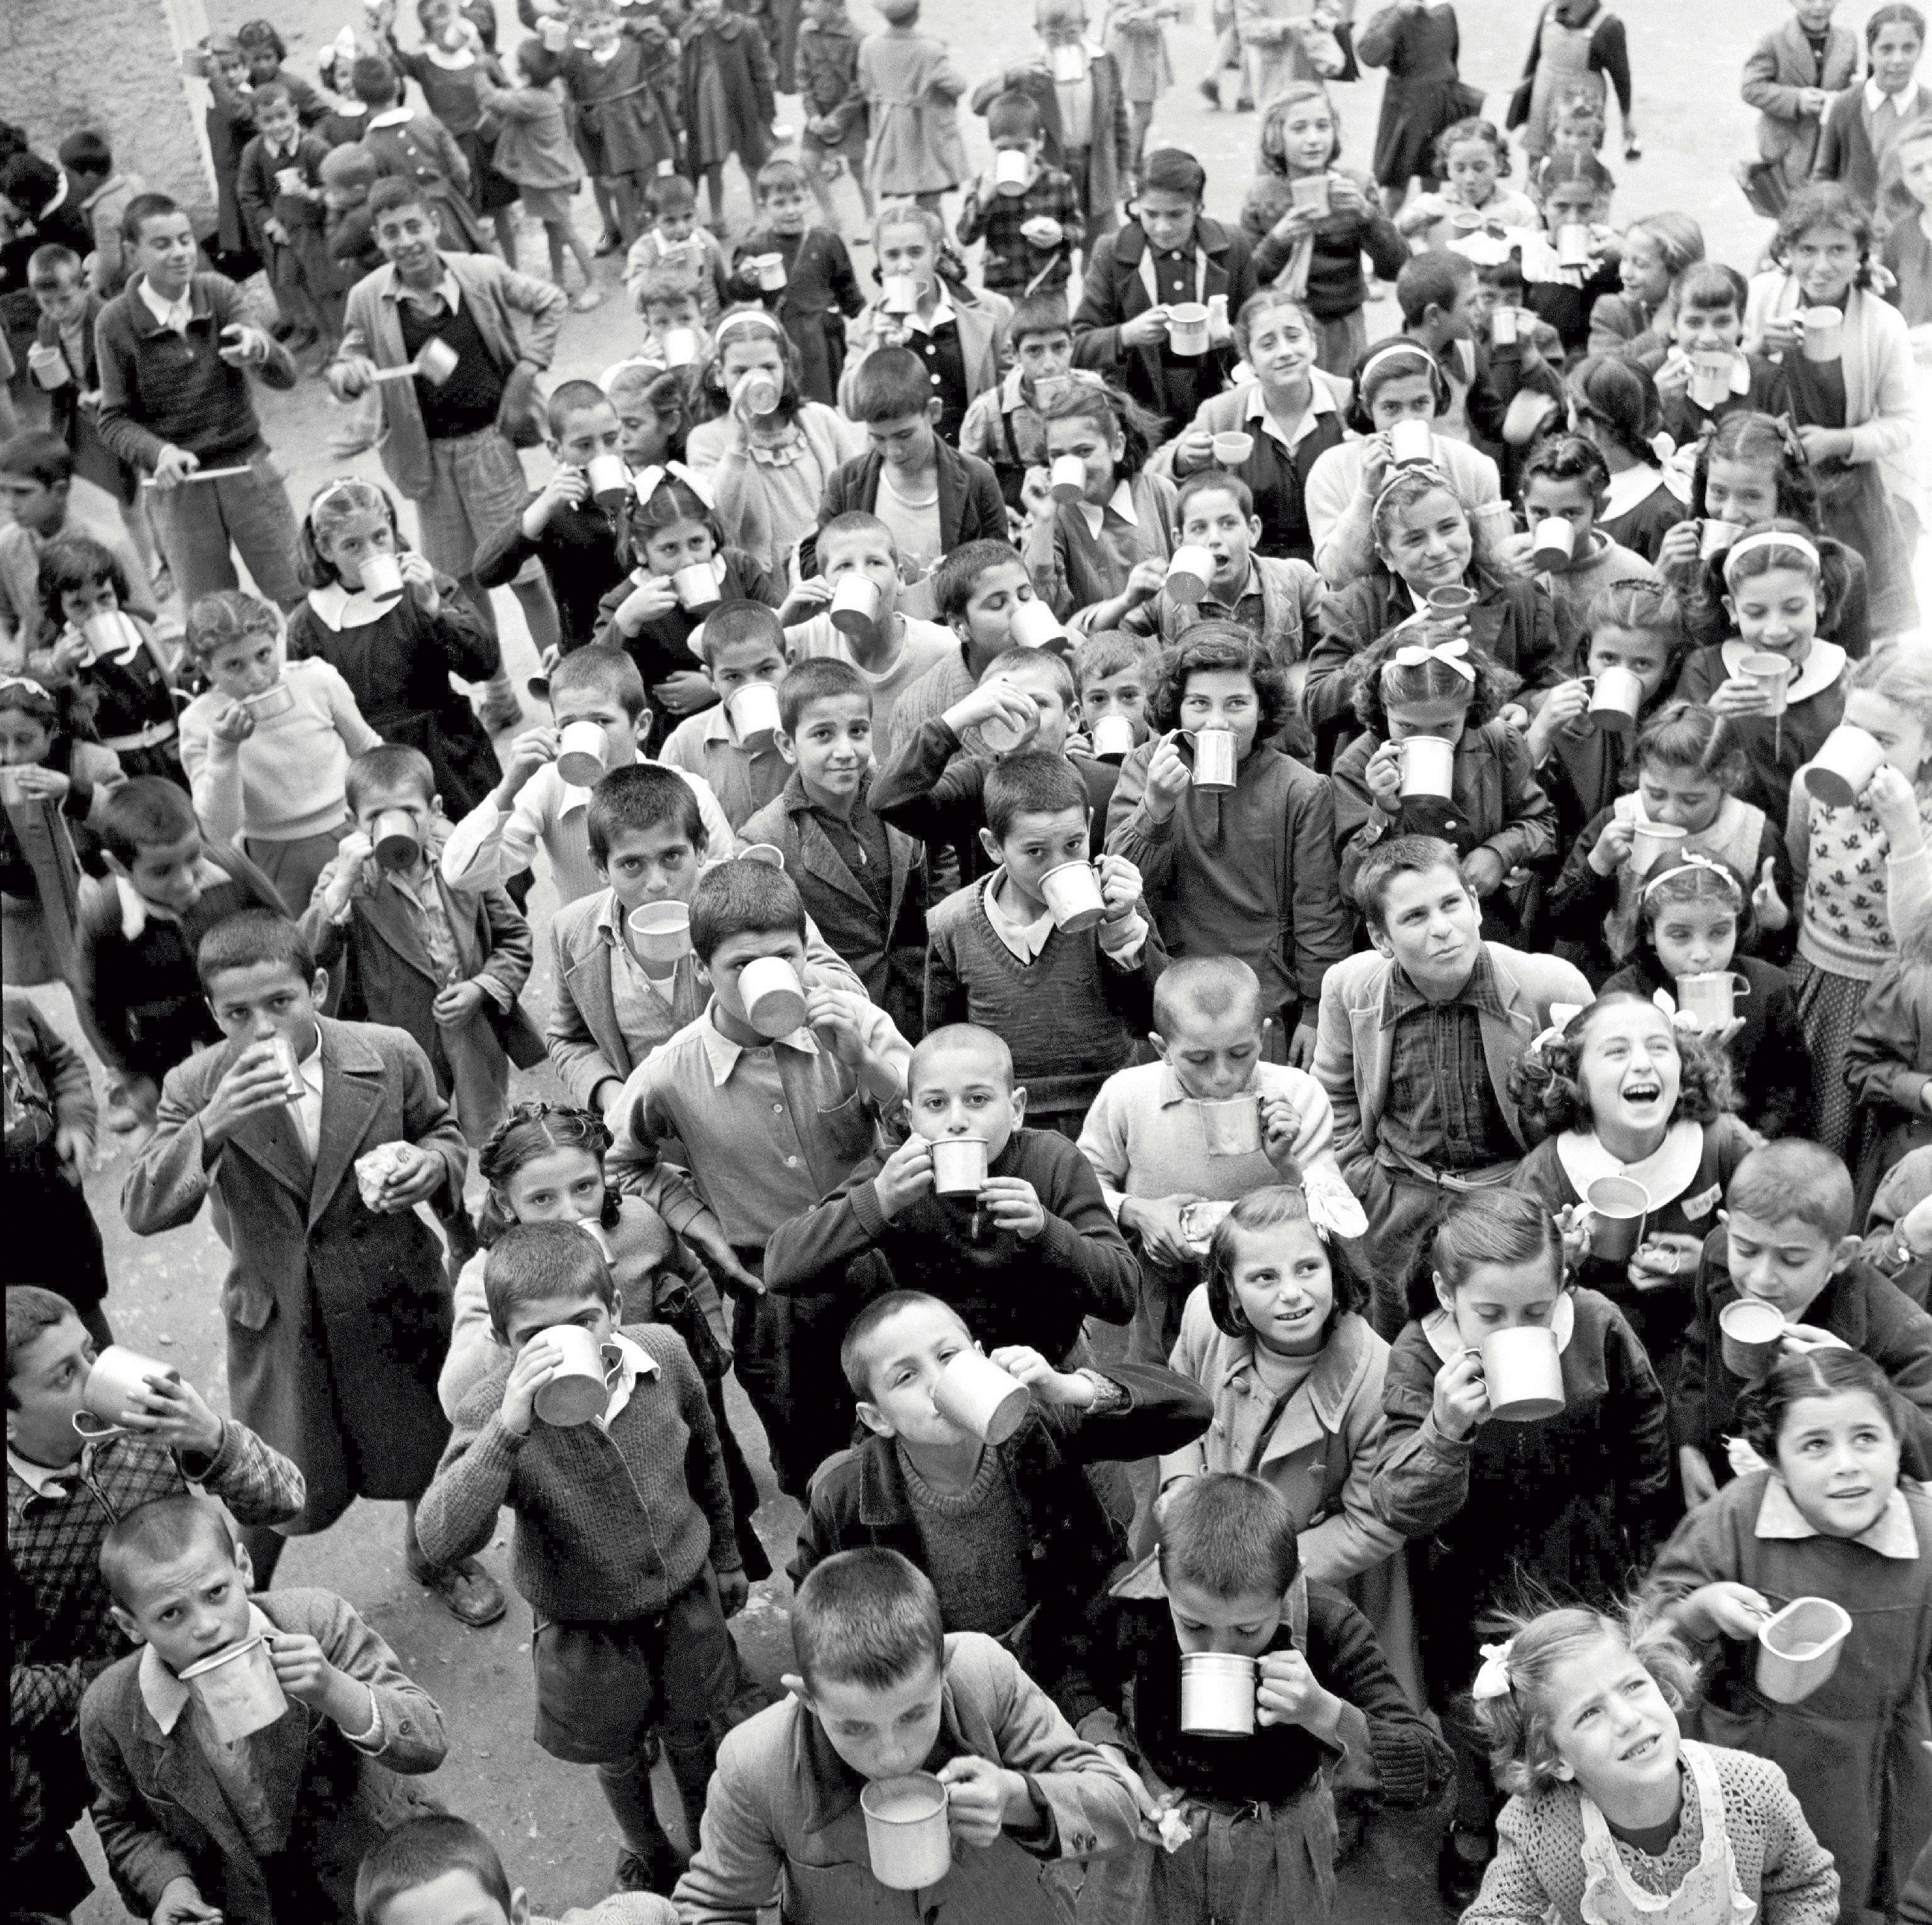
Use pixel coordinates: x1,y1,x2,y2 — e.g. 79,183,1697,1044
137,277,194,331
367,104,415,128
424,40,477,69
1602,464,1666,521
1079,477,1138,536
8,1445,78,1496
1757,1476,1921,1558
114,861,227,941
599,1329,660,1428
1867,77,1923,115
697,1003,819,1084
392,264,462,314
333,100,368,120
901,289,957,335
1556,1118,1706,1211
1245,375,1337,448
140,1602,277,1735
39,175,69,221
982,870,1055,962
1423,1291,1576,1365
1718,637,1847,707
306,580,399,631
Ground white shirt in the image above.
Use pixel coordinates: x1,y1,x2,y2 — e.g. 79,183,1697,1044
113,860,230,942
598,1329,660,1429
1865,76,1924,118
1078,477,1138,538
901,290,958,336
982,868,1148,964
292,1031,325,1163
394,266,463,318
7,1447,72,1497
137,277,194,336
1244,375,1340,452
1756,1475,1920,1558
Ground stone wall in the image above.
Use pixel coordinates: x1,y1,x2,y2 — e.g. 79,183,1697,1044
0,0,215,231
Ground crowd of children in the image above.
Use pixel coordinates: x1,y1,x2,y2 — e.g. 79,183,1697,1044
11,0,1932,1920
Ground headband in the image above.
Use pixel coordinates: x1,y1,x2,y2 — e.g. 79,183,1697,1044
1472,1639,1515,1700
1641,851,1744,905
1372,461,1453,514
714,307,786,344
1389,635,1477,683
1722,528,1819,580
308,477,379,519
0,675,53,702
1358,340,1436,389
630,462,716,511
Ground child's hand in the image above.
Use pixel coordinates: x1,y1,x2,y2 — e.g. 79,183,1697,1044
716,1566,750,1617
1688,1580,1773,1641
329,354,380,399
54,1120,92,1176
1141,731,1193,821
1628,1231,1700,1293
991,1343,1092,1406
806,982,870,1064
398,550,440,614
322,833,376,915
50,627,91,673
1364,739,1404,813
265,1631,339,1705
787,573,834,610
1019,466,1053,522
1462,848,1506,897
874,1133,935,1220
1795,423,1855,465
1750,855,1789,931
211,701,257,745
264,216,290,245
936,1753,1030,1848
1679,1442,1719,1511
618,573,680,633
1095,852,1143,924
1172,428,1217,475
1652,349,1692,403
502,1331,564,1435
1261,1090,1307,1167
1525,677,1591,760
1121,1193,1203,1266
150,445,202,489
498,725,558,801
217,324,271,367
652,669,715,715
1587,814,1635,877
4,764,70,804
527,465,590,533
1124,558,1167,607
1256,1647,1330,1728
153,1877,223,1925
980,1175,1047,1240
1269,202,1321,244
119,1370,226,1459
369,1142,446,1212
202,1043,297,1148
943,677,1038,742
1655,516,1703,585
1119,304,1170,349
1868,762,1925,853
433,980,487,1027
1324,175,1367,219
1758,313,1802,357
1431,1346,1490,1441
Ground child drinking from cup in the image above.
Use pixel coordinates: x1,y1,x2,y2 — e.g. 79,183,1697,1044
1648,262,1789,453
1240,83,1409,378
956,92,1082,299
1647,1347,1932,1917
674,1547,1141,1922
82,1495,448,1925
1396,116,1540,250
1370,1188,1672,1902
414,1222,747,1896
1077,1472,1450,1925
1601,853,1807,1141
287,476,504,824
1521,151,1623,361
626,178,731,328
1508,991,1754,1372
793,1289,1211,1720
1585,210,1702,358
1744,184,1921,638
1333,626,1557,946
1107,626,1353,1064
1546,701,1786,985
1516,431,1659,670
1075,630,1153,755
658,599,792,829
959,291,1076,515
1560,360,1687,567
1458,1600,1837,1923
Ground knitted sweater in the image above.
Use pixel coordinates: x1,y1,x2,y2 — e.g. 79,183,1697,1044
413,1321,742,1622
923,874,1159,1121
1789,777,1932,982
1538,531,1657,675
1463,1744,1839,1925
178,659,379,846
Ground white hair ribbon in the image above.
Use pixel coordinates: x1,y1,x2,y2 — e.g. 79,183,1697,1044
1389,635,1477,683
1472,1640,1516,1700
1301,1166,1368,1243
630,461,716,511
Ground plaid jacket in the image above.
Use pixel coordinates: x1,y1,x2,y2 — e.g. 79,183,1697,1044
957,164,1082,294
9,1420,306,1737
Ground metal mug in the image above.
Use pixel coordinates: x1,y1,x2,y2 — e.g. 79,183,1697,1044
72,1346,180,1440
673,563,722,612
726,681,782,751
180,1636,290,1743
861,1774,952,1890
358,552,404,601
1803,724,1887,809
1184,728,1238,791
1048,454,1087,502
830,573,882,642
586,453,630,512
1628,820,1686,875
739,956,808,1038
1585,1174,1650,1262
1398,735,1455,799
1092,714,1136,762
1194,1094,1262,1157
1587,665,1646,734
931,1348,1030,1443
1039,860,1108,933
928,1135,990,1195
1164,545,1215,604
1531,517,1577,572
1479,1326,1566,1422
1740,652,1793,716
532,1324,620,1426
370,807,421,872
1165,302,1210,356
628,901,691,974
554,719,609,789
1179,1652,1258,1734
1675,970,1751,1026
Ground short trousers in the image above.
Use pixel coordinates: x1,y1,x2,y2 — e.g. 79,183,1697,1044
414,426,533,581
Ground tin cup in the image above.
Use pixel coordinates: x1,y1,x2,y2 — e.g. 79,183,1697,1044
1741,652,1793,716
1719,1296,1786,1382
0,767,23,806
265,1033,305,1102
674,563,721,613
1699,517,1745,562
1557,223,1593,269
533,1323,619,1426
861,1773,953,1889
727,681,782,751
830,572,882,641
628,901,691,974
1629,820,1686,875
540,721,603,792
1165,545,1216,603
180,1636,289,1743
1804,724,1887,809
1213,430,1254,467
1531,517,1577,572
1490,304,1520,347
1588,665,1646,734
752,252,787,290
1008,599,1064,650
1424,583,1477,633
994,148,1031,196
1800,306,1843,363
736,370,782,416
1194,1094,1262,1157
1585,1174,1650,1262
1092,714,1136,762
1289,172,1331,216
976,687,1040,755
27,342,69,390
1387,418,1434,467
353,1140,413,1209
1689,350,1735,410
370,807,422,872
1179,1651,1258,1735
1756,1597,1853,1704
928,1134,990,1196
275,165,306,197
881,273,921,315
586,453,630,513
1399,735,1455,799
1049,453,1088,502
72,1346,180,1440
414,337,460,386
1184,727,1238,791
1040,860,1108,933
661,326,700,367
740,842,785,868
1676,970,1750,1027
740,956,808,1037
931,1347,1031,1443
1479,1326,1566,1422
358,552,404,601
1165,302,1211,357
540,14,570,47
80,611,137,661
1048,40,1086,80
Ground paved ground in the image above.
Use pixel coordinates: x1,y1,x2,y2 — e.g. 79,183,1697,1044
25,0,1901,1916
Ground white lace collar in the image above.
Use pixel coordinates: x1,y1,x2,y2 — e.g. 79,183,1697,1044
1556,1118,1706,1211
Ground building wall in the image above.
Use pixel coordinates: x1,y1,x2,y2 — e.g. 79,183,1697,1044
0,0,214,230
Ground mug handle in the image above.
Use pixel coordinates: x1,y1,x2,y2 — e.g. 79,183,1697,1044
73,1410,130,1440
1729,975,1753,1001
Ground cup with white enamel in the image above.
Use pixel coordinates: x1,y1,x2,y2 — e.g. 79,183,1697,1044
181,1635,290,1743
1387,418,1433,467
1719,1295,1785,1381
932,1347,1031,1443
1184,727,1238,791
27,342,68,390
994,148,1031,195
1585,1174,1650,1262
1479,1326,1566,1422
1490,305,1520,346
555,719,609,788
975,685,1038,755
586,453,630,513
727,681,782,751
1165,546,1215,603
370,807,421,871
72,1346,180,1439
674,563,721,612
928,1134,990,1195
1741,652,1793,715
1756,1596,1852,1704
1676,970,1750,1028
1588,665,1646,734
1804,724,1886,809
264,1033,305,1103
1092,714,1136,761
1008,599,1063,649
1165,302,1211,357
1799,306,1843,363
1180,1651,1258,1735
1048,454,1088,503
1040,860,1108,933
1629,820,1686,874
661,326,699,367
881,274,920,315
1557,223,1592,269
358,553,404,601
1699,518,1745,561
830,573,881,641
1689,350,1735,409
740,955,809,1037
862,1773,953,1889
1194,1094,1262,1157
1531,518,1577,572
1398,735,1455,799
752,252,787,290
1290,173,1331,216
533,1323,620,1426
1213,430,1254,467
628,901,691,975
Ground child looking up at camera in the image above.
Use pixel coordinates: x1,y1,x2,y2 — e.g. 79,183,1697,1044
1518,431,1660,667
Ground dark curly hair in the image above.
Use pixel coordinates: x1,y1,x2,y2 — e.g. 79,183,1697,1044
1144,623,1291,738
1771,183,1877,290
475,1101,619,1245
1345,623,1519,738
1736,1345,1906,1468
1202,1179,1370,1339
1506,990,1735,1134
36,531,133,635
1035,372,1165,479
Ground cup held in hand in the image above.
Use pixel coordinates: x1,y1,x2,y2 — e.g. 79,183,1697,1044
181,1636,289,1743
1719,1296,1785,1382
1092,714,1136,762
830,573,882,641
1804,724,1886,809
370,807,422,872
931,1346,1030,1443
1040,860,1108,933
72,1346,179,1439
674,563,722,612
1479,1326,1565,1421
1489,305,1519,346
533,1323,619,1426
357,552,405,602
739,841,786,868
555,719,610,788
414,338,460,386
726,680,782,751
1741,652,1794,716
586,453,630,513
1183,727,1238,791
1398,735,1455,799
1799,306,1843,362
1194,1094,1262,1157
1588,665,1646,734
1165,302,1211,356
1165,545,1215,603
928,1134,990,1195
994,147,1031,196
1212,430,1254,467
1556,222,1592,269
1531,517,1577,572
752,252,787,290
881,274,921,315
740,955,808,1037
1008,599,1064,650
662,327,700,367
1676,970,1750,1026
265,1033,306,1102
27,342,69,390
1699,517,1745,562
1688,351,1735,409
861,1773,953,1889
1179,1651,1258,1735
1289,172,1331,217
1756,1596,1852,1703
1585,1174,1649,1262
1387,418,1434,467
628,901,691,974
1048,453,1088,502
1628,820,1686,875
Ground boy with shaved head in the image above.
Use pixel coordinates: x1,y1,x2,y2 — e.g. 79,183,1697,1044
762,1023,1141,1366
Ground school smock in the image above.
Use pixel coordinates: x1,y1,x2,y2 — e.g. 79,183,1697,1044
1370,1287,1674,1707
1645,1468,1932,1917
1677,639,1846,828
1511,1115,1756,1367
1356,3,1473,189
857,23,967,196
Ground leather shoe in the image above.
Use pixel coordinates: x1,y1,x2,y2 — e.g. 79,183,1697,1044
412,1555,506,1627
